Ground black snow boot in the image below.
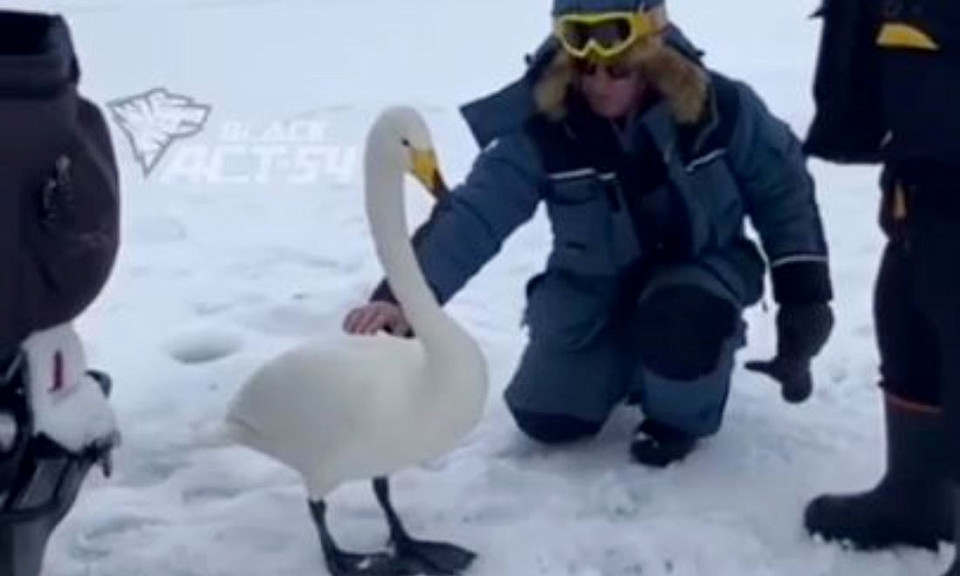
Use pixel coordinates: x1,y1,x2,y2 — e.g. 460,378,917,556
804,397,952,550
630,419,698,468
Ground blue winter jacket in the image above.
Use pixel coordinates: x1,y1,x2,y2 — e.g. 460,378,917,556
374,39,830,314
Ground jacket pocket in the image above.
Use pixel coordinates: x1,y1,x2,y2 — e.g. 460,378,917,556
545,174,616,276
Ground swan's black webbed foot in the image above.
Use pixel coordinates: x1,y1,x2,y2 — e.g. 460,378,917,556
392,536,476,575
372,477,477,575
309,500,417,576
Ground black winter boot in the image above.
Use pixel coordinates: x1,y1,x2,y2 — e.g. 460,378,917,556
630,419,698,468
805,397,952,550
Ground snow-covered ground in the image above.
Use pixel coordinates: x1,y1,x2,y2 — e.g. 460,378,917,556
7,0,953,574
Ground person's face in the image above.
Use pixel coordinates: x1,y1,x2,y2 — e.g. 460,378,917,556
576,60,647,120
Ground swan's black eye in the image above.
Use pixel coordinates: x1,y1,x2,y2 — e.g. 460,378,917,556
401,138,411,147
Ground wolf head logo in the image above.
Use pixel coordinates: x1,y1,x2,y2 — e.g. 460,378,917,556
108,88,212,177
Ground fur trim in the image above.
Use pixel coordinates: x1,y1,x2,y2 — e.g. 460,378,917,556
630,39,709,124
533,49,577,121
533,35,709,125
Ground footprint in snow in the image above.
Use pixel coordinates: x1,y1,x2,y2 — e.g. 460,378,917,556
164,330,244,365
71,516,167,560
116,451,192,488
126,216,187,245
181,484,244,505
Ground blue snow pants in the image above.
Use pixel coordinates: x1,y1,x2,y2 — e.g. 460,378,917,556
504,263,745,441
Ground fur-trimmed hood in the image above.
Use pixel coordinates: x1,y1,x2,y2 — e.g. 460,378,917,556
533,31,710,125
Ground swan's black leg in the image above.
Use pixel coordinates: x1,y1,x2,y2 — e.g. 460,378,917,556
372,477,476,575
307,499,412,576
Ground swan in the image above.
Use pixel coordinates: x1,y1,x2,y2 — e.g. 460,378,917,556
225,106,488,576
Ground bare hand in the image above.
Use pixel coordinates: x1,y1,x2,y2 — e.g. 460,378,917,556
342,301,412,337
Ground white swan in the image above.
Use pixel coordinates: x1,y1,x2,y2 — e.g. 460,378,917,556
225,106,488,576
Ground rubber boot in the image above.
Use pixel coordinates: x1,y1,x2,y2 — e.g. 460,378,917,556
804,396,952,550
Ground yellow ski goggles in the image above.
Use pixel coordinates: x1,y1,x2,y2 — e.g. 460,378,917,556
554,8,668,60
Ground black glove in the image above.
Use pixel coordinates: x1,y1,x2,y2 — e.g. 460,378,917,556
746,303,834,403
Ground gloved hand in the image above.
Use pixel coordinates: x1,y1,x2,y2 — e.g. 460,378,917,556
745,303,834,403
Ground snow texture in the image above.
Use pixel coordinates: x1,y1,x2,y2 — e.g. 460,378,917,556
2,0,951,574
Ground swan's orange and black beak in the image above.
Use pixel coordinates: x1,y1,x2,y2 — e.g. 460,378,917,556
409,148,449,200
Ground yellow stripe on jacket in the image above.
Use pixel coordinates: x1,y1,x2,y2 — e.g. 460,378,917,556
877,23,940,50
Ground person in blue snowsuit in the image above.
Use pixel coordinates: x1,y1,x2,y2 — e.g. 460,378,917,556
345,0,835,467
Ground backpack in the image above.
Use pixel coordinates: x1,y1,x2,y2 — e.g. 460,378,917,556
0,10,120,354
803,0,886,164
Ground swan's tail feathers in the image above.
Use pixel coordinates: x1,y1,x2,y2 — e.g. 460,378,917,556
221,411,272,455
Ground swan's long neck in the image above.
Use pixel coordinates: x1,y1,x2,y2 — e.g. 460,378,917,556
364,125,453,349
363,113,488,435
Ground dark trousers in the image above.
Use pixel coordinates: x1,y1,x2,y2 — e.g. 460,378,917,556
876,164,960,480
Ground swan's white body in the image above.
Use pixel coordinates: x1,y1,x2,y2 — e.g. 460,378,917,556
226,107,488,500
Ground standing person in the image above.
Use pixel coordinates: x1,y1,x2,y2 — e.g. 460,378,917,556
0,9,120,576
802,0,960,572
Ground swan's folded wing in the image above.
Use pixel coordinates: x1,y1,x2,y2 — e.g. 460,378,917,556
226,335,424,453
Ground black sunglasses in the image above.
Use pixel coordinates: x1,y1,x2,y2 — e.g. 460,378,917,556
573,58,635,80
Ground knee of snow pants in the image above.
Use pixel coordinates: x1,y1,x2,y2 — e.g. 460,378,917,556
629,265,744,437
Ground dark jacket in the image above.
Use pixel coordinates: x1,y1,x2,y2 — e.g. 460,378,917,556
877,0,960,167
805,0,960,168
0,11,120,354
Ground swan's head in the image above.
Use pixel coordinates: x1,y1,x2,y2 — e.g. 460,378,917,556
367,106,448,199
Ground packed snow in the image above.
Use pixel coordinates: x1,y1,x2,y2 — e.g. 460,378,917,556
5,0,953,574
